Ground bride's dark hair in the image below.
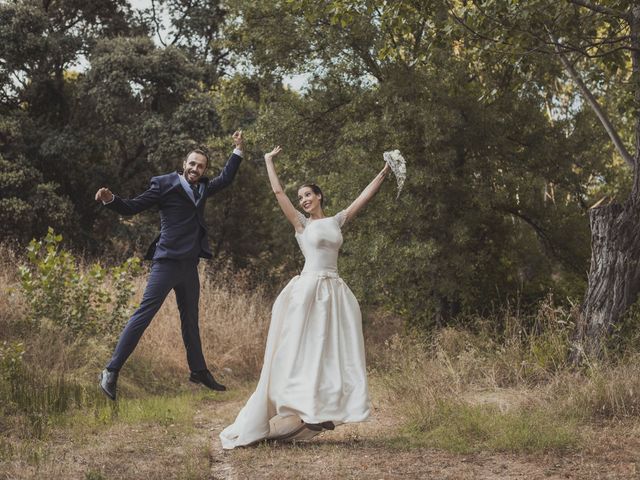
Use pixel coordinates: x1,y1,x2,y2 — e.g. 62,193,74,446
299,183,324,207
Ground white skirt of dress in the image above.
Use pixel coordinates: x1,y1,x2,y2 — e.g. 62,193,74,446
219,271,370,449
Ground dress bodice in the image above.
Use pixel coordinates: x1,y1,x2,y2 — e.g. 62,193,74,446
295,211,347,273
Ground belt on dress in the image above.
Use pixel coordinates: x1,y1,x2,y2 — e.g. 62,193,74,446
300,270,341,280
299,270,343,302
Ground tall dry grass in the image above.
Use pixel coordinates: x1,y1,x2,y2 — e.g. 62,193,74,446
0,244,26,333
132,267,272,385
3,244,640,454
0,253,274,442
367,297,640,452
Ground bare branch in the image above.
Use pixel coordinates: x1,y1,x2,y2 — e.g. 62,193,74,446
567,0,628,20
169,0,194,47
150,0,167,47
549,31,635,169
555,40,637,59
562,34,631,51
498,205,584,273
412,17,427,61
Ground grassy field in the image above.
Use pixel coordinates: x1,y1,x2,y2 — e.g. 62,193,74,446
1,247,640,479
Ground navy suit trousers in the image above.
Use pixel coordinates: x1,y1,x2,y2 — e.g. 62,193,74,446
106,258,206,372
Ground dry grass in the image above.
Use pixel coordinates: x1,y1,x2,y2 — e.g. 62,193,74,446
0,244,26,333
1,261,273,396
130,266,272,389
366,300,640,453
2,246,640,476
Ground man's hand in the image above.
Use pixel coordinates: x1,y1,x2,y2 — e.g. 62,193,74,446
95,187,114,203
264,146,282,162
232,130,244,151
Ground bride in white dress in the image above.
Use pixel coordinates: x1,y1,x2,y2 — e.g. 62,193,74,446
220,146,390,449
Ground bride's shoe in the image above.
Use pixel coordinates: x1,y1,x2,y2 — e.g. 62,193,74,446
267,415,306,441
267,415,337,443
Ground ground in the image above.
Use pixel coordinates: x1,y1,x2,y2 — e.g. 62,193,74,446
1,384,639,480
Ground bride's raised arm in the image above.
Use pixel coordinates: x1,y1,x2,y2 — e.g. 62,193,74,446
342,162,391,224
264,146,304,232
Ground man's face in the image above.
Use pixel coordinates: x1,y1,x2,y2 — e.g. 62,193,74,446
183,152,207,184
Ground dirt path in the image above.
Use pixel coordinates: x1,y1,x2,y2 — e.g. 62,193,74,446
219,403,640,480
2,389,639,479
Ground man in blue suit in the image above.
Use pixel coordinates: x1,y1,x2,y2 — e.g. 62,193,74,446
95,131,244,400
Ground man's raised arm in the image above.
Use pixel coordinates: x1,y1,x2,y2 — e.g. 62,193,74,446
206,130,244,194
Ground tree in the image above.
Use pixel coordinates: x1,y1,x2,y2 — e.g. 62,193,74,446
0,155,74,243
449,0,639,356
0,0,144,244
142,0,228,85
0,0,232,255
221,0,602,325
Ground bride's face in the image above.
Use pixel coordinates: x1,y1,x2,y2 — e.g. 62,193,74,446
297,186,322,213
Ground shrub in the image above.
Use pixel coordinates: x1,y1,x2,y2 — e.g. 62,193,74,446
0,340,25,385
18,228,141,339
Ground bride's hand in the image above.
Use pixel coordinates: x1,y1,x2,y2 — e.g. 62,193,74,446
265,146,282,161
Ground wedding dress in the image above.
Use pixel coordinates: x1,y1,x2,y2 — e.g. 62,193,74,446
219,210,370,449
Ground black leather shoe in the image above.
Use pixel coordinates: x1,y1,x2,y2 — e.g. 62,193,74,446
99,369,118,400
189,369,226,391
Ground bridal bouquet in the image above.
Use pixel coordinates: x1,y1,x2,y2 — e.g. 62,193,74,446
383,149,406,198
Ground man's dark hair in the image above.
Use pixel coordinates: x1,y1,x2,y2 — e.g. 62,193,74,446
185,148,210,166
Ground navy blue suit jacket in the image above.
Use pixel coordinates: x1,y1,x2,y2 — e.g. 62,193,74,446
105,153,242,260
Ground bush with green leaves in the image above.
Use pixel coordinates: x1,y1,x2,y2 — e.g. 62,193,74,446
0,340,25,385
19,228,142,339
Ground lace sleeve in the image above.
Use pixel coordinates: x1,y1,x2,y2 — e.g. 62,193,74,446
296,210,308,228
334,210,348,228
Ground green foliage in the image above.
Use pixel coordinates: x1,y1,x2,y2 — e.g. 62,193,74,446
0,156,75,243
19,228,141,339
223,0,601,323
0,0,634,329
0,341,25,385
0,0,227,253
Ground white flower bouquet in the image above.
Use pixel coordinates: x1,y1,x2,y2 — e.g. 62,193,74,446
383,149,406,198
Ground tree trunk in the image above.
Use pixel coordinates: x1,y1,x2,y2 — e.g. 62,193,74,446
572,198,640,360
571,3,640,362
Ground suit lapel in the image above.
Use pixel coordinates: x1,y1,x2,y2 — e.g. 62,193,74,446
169,172,194,203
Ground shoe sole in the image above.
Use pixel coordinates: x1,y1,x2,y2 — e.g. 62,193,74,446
289,427,323,441
267,423,308,442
